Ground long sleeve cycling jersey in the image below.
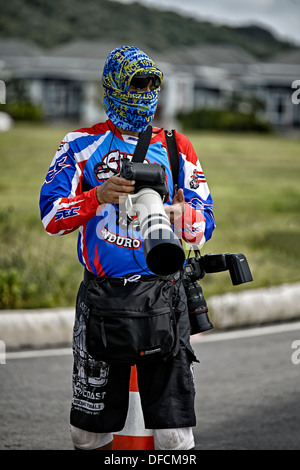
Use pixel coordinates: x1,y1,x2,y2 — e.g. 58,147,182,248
40,119,215,277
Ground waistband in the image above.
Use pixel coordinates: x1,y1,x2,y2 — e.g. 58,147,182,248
83,268,98,286
83,268,180,286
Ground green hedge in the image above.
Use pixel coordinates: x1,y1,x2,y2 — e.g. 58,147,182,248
177,108,272,132
3,101,43,121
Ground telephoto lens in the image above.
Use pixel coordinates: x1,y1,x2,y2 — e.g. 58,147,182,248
132,188,185,275
185,281,213,334
121,160,185,275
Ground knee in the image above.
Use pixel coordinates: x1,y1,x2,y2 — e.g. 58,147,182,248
154,427,194,450
70,424,113,450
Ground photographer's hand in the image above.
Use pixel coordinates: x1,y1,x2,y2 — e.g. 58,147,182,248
165,188,185,224
96,174,135,205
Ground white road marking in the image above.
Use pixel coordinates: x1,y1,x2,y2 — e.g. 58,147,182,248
191,321,300,343
5,322,300,360
6,348,72,360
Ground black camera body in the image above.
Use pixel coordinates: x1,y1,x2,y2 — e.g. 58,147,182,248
120,160,169,202
183,251,253,335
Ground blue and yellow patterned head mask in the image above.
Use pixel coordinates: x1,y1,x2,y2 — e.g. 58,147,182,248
101,46,163,132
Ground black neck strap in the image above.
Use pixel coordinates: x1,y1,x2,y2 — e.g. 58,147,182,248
131,126,152,163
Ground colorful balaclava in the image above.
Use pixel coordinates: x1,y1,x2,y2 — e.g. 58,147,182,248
101,46,163,132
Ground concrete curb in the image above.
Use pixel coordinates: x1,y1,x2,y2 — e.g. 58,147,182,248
0,307,74,350
208,282,300,329
1,283,300,350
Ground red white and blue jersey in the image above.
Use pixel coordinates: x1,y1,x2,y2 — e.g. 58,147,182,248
40,119,215,276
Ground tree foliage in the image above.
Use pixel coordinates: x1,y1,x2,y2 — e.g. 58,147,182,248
0,0,296,58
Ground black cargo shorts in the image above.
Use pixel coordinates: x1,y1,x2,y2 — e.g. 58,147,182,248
70,278,198,433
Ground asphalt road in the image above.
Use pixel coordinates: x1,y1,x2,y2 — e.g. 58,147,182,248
1,322,300,450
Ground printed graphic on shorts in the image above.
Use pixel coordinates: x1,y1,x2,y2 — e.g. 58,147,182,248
72,301,110,415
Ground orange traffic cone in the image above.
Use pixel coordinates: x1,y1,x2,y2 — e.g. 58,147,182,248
113,365,154,450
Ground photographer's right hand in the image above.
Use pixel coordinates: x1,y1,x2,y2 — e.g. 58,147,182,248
96,174,135,205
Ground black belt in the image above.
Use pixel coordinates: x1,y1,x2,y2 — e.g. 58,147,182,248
83,268,175,286
83,268,98,286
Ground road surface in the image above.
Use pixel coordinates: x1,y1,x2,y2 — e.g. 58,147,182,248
1,321,300,450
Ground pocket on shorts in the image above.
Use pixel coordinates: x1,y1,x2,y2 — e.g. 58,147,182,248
86,306,177,365
171,341,198,395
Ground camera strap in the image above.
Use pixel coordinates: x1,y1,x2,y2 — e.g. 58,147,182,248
165,130,179,193
131,126,179,191
130,126,179,194
131,125,153,163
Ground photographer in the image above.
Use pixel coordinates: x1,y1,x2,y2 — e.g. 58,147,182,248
39,46,215,450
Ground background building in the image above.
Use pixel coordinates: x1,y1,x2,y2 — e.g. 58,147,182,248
0,38,299,130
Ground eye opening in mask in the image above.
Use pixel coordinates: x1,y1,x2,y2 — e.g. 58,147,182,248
130,74,161,90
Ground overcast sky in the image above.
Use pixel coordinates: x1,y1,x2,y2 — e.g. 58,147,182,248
113,0,300,45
